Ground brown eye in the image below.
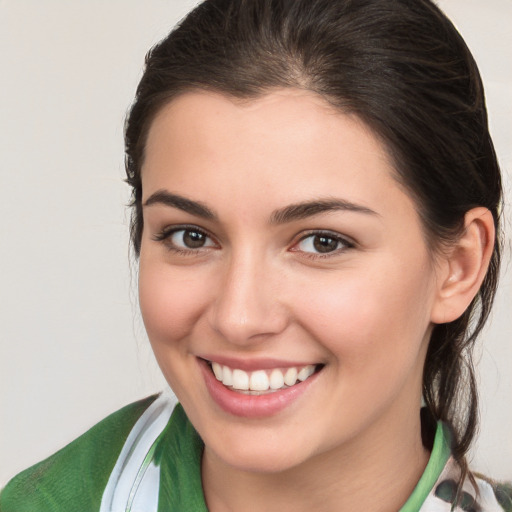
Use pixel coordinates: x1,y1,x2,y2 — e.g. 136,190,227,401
313,235,339,253
161,228,216,251
181,229,207,248
294,232,352,256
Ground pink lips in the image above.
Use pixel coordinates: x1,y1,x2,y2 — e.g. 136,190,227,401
198,358,320,418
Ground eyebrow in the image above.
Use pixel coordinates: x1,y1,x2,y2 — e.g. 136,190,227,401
143,190,216,220
143,190,378,224
269,198,378,224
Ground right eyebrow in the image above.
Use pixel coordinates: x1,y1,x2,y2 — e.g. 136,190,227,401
143,190,217,220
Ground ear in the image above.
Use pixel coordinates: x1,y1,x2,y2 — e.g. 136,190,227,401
430,207,495,324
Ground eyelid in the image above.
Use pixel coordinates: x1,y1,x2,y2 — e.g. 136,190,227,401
290,229,355,256
152,224,219,252
152,223,210,239
152,225,353,258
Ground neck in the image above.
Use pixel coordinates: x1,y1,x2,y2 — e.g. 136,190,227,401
202,403,430,512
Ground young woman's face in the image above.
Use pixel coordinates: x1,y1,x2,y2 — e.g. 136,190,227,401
139,89,441,473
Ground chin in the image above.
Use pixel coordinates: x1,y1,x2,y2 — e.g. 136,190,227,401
212,442,314,475
200,418,321,475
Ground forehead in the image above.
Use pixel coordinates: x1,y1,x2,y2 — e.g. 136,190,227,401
142,89,416,222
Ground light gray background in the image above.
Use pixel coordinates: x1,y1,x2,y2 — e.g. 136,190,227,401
0,0,510,486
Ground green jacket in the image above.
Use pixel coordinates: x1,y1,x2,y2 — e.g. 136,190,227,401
1,394,511,511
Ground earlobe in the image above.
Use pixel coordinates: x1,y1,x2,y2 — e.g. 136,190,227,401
430,207,495,324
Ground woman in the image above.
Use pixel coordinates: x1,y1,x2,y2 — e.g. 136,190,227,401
1,0,510,510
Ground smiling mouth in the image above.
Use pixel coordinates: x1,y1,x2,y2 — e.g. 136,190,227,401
205,360,324,395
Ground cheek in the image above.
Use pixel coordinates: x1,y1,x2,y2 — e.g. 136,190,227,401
291,256,434,368
138,258,210,344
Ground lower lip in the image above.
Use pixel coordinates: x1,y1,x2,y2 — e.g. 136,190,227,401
198,359,319,418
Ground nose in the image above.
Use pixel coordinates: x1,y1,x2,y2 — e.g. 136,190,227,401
208,250,288,346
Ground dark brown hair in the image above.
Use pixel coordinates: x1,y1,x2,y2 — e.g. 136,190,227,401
125,0,502,490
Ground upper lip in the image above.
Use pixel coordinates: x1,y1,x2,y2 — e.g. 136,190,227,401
198,355,321,372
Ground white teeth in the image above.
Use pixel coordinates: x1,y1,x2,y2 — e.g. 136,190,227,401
250,370,269,391
269,368,285,390
222,366,233,386
232,369,249,390
210,362,319,393
284,367,298,386
298,365,315,381
212,362,223,380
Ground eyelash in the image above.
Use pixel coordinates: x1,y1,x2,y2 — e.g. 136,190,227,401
152,226,354,259
291,230,355,259
152,225,217,256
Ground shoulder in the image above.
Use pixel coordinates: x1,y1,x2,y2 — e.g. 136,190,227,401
0,394,159,512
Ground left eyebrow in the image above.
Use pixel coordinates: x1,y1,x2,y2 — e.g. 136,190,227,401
269,198,378,225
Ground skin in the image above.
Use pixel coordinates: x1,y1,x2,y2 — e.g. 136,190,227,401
137,89,492,511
